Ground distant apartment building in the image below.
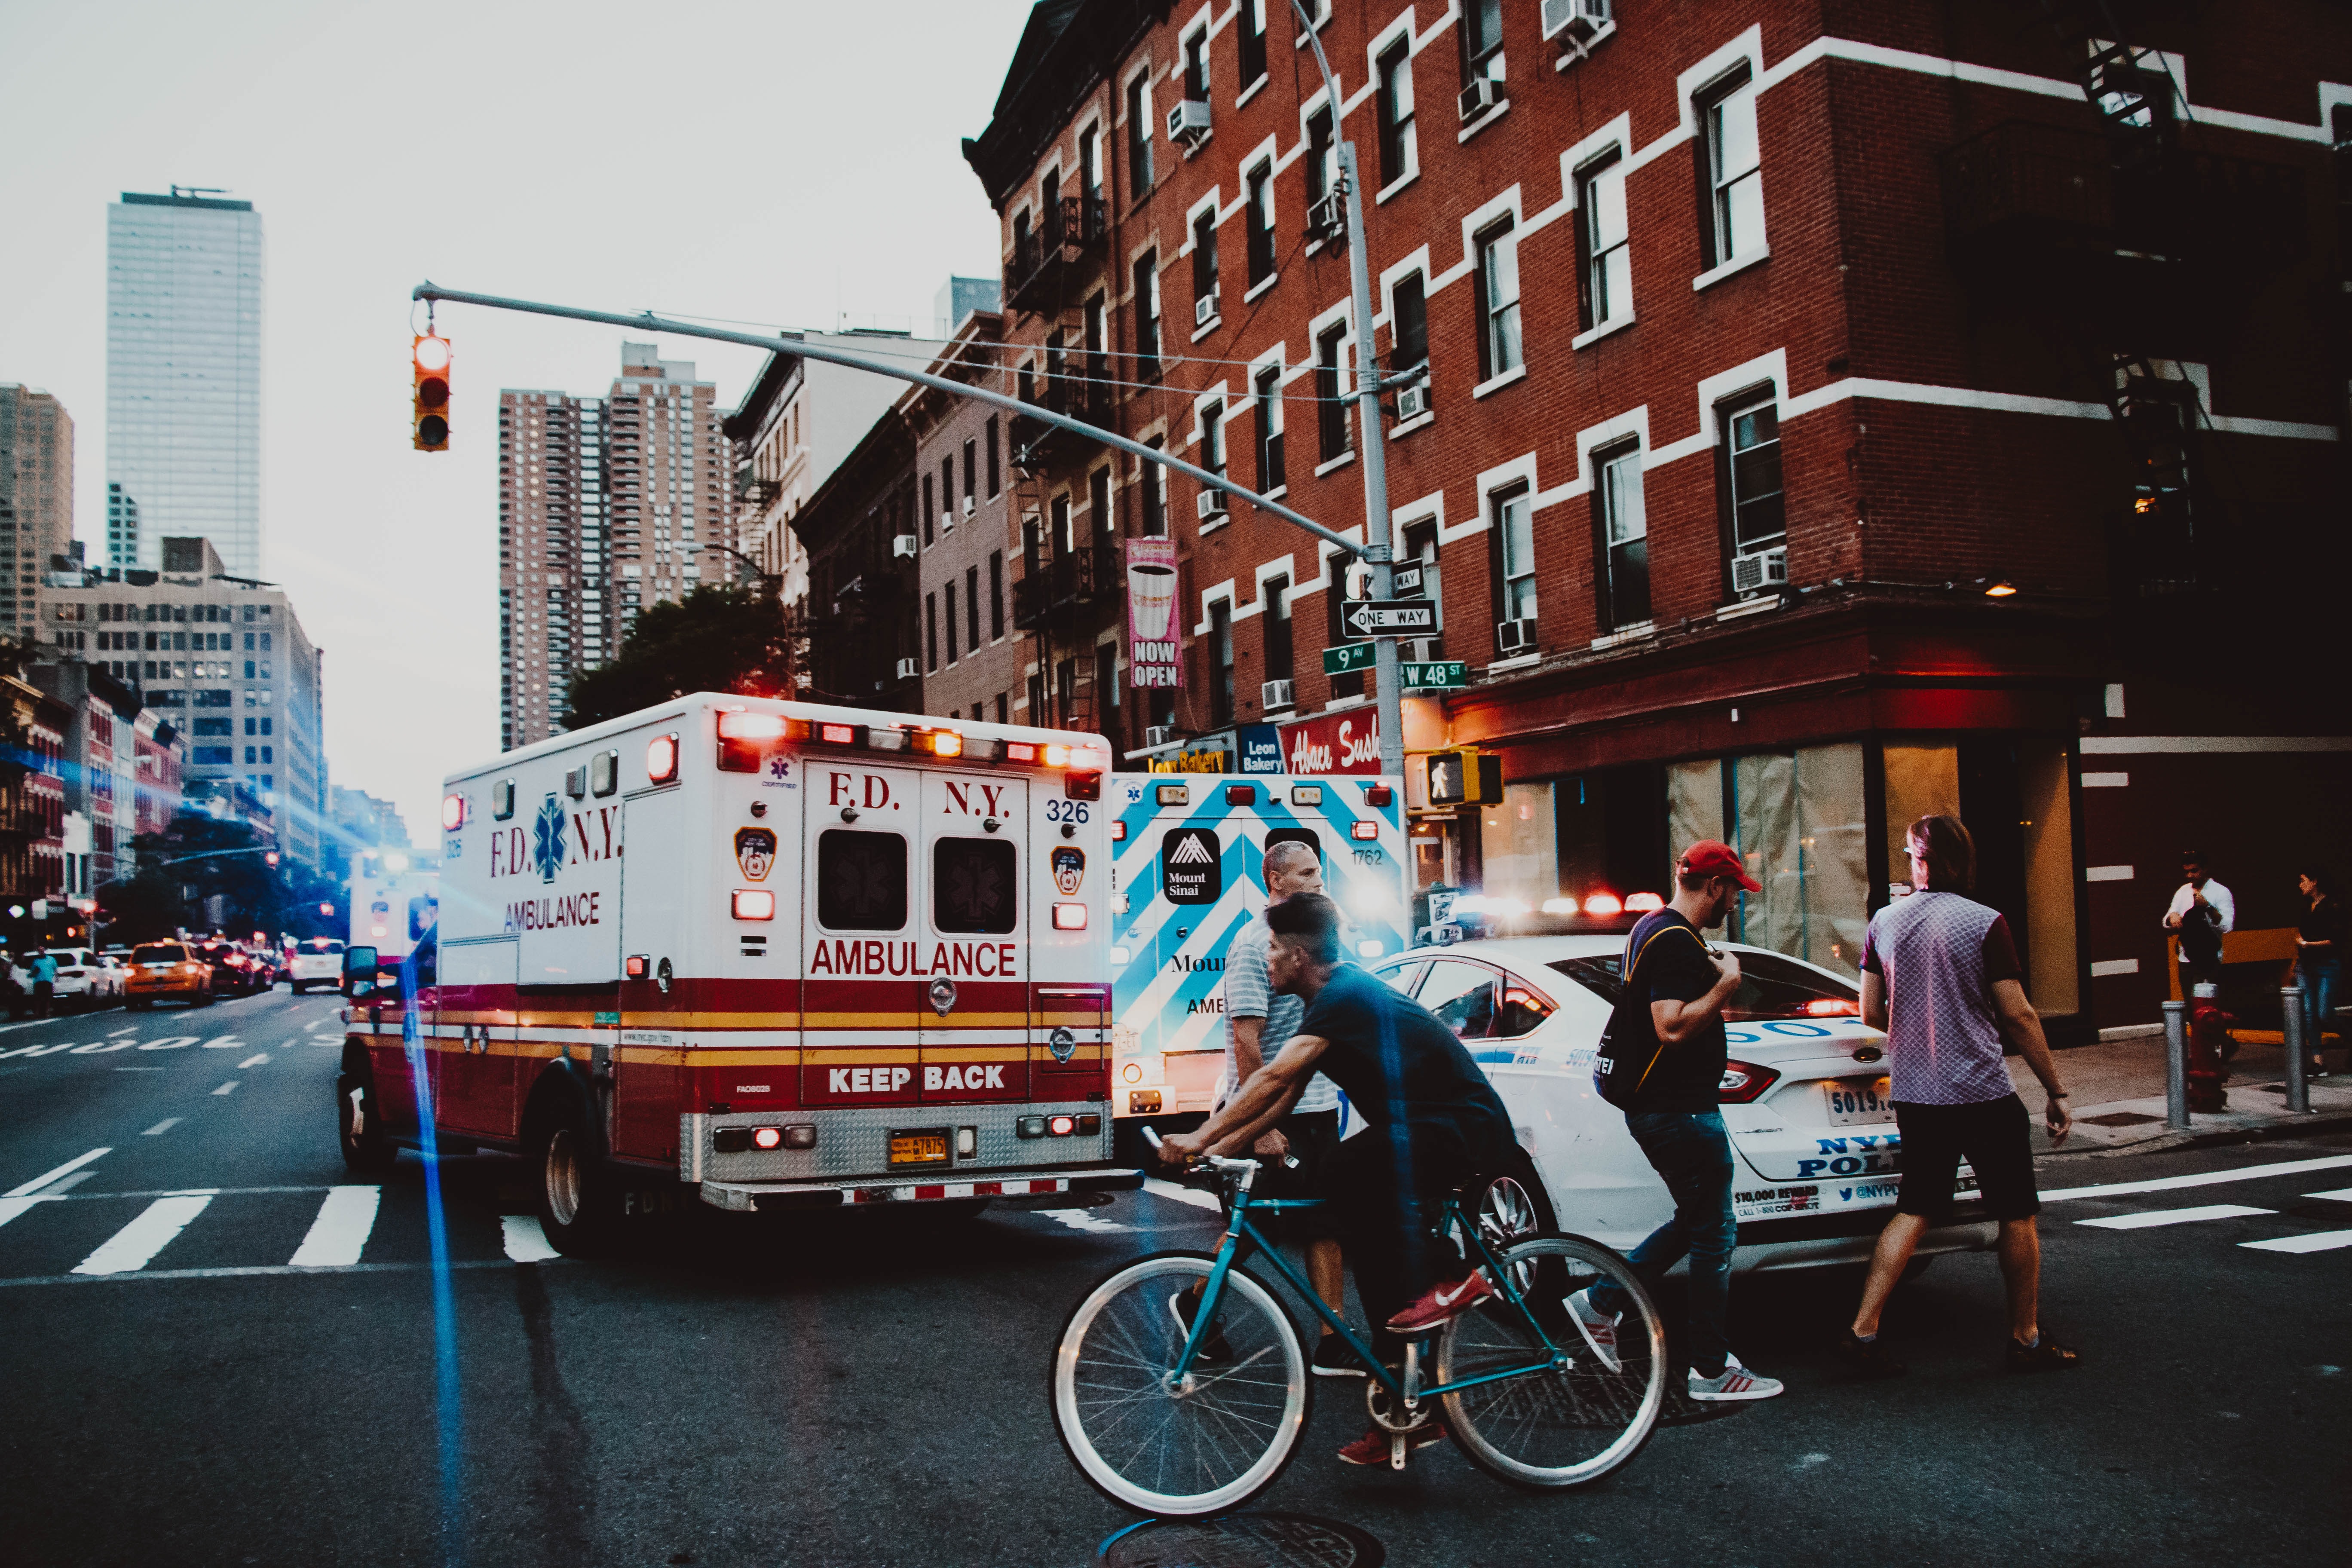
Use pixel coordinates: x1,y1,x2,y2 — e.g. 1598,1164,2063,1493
43,536,324,867
106,190,265,578
0,675,69,915
498,343,732,751
28,660,185,889
0,384,76,641
330,786,409,850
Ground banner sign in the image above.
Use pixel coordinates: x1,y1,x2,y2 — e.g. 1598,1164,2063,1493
1277,707,1384,775
1127,538,1181,688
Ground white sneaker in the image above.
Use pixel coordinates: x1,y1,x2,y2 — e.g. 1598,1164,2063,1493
1687,1354,1783,1402
1566,1288,1622,1372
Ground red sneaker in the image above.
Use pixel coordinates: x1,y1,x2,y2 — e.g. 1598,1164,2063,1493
1384,1273,1498,1335
1336,1422,1447,1467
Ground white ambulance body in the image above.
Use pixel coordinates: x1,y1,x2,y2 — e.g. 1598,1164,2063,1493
337,694,1134,1249
349,867,440,962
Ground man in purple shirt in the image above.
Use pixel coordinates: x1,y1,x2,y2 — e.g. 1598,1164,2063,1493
1837,814,2079,1376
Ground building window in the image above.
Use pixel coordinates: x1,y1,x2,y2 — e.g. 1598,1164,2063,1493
922,475,936,545
1078,122,1102,205
1200,400,1226,478
945,581,959,663
985,414,1001,496
962,437,977,502
1095,642,1119,733
1264,574,1292,683
1700,65,1763,269
1375,38,1416,187
1254,366,1285,493
1142,439,1169,535
1576,148,1629,331
1244,161,1276,287
1183,27,1209,100
995,692,1009,724
1237,0,1268,89
966,566,981,649
989,551,1005,637
1191,210,1219,318
1133,252,1161,380
1391,271,1428,379
1721,395,1786,558
941,458,955,528
1491,482,1536,628
1461,0,1503,85
1475,219,1522,380
1209,600,1234,726
1315,324,1351,459
1051,493,1073,555
925,592,939,673
1126,72,1154,192
1596,444,1649,629
1090,467,1113,547
1305,108,1336,214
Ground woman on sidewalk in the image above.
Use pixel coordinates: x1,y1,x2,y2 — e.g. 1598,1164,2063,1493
2291,865,2341,1080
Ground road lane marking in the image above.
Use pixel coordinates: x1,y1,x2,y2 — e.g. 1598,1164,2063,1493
70,1040,136,1054
236,1054,270,1069
34,1171,99,1196
1033,1207,1133,1234
141,1118,182,1136
2041,1155,2352,1203
5,1147,110,1198
2306,1188,2352,1202
137,1037,199,1051
108,1027,137,1037
71,1194,215,1275
212,1081,239,1096
0,1041,80,1059
0,1257,557,1288
289,1186,383,1268
1142,1176,1223,1212
2242,1230,2352,1255
500,1215,560,1262
2075,1204,2275,1230
199,1036,245,1050
0,1196,61,1229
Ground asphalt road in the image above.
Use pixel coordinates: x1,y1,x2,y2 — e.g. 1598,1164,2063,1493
0,993,2345,1567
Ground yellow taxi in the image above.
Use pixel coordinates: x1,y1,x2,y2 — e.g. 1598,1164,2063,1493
125,941,216,1010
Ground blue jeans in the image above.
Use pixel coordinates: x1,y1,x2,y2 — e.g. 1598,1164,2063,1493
1588,1110,1736,1377
2301,958,2340,1055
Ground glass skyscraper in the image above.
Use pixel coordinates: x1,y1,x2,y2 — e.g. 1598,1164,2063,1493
106,190,264,578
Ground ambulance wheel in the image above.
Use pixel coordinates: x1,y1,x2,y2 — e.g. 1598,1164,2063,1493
530,1102,617,1256
337,1071,398,1176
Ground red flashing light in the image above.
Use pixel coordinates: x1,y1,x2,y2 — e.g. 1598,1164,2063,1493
1351,820,1379,840
441,794,466,831
1066,771,1102,800
646,733,680,784
1583,892,1623,918
750,1126,784,1150
1804,997,1860,1017
819,723,858,746
1363,784,1395,807
1047,1115,1077,1136
625,954,649,979
1624,891,1666,913
732,889,776,921
717,711,791,741
1004,742,1038,763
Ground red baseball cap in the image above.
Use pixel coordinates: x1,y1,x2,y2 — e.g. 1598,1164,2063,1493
1679,839,1762,894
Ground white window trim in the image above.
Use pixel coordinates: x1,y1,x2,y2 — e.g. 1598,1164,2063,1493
1457,97,1510,141
1571,312,1636,351
1471,363,1528,400
1387,409,1435,440
1314,448,1360,476
1485,652,1541,674
1178,187,1223,254
1692,246,1771,291
1194,580,1239,637
1589,619,1655,651
1248,554,1298,619
1243,273,1281,304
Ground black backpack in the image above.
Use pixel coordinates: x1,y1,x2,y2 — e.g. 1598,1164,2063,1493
1592,920,1709,1110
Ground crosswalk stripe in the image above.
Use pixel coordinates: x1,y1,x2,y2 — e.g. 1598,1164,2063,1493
2042,1154,2352,1203
212,1081,239,1096
72,1194,215,1275
141,1119,181,1136
236,1054,270,1069
5,1147,110,1198
0,1258,548,1289
2076,1204,2274,1230
288,1186,382,1268
2305,1188,2352,1202
1141,1176,1222,1213
500,1215,560,1262
2241,1229,2352,1255
0,1196,60,1230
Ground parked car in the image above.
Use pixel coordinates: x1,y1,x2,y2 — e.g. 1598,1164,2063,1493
1371,936,1996,1273
126,941,215,1009
284,937,346,994
8,947,123,1012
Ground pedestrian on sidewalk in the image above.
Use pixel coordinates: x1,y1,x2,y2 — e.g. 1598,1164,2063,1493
1575,840,1784,1403
2291,864,2341,1080
2164,851,2236,998
28,950,57,1018
1838,814,2078,1378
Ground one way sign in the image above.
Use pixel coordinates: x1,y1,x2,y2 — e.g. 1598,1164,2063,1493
1340,599,1438,637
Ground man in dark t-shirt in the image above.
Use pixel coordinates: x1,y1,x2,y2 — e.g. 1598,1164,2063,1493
1577,840,1784,1403
1158,892,1516,1466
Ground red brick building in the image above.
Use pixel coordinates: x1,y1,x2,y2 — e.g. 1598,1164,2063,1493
965,0,2352,1036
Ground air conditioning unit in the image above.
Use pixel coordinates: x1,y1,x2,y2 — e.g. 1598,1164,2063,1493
1197,489,1229,522
1306,193,1345,243
1145,725,1177,748
1261,679,1296,710
1395,383,1430,421
1496,616,1540,655
1541,0,1611,42
1166,98,1212,147
962,495,976,518
1194,291,1218,329
895,656,920,680
891,534,919,558
1731,545,1788,596
942,511,956,534
1458,75,1502,121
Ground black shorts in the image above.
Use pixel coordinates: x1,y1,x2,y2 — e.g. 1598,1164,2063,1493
1893,1093,2040,1223
1230,1109,1342,1243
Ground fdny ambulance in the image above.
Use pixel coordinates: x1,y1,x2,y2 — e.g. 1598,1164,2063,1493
335,695,1137,1252
1107,772,1410,1130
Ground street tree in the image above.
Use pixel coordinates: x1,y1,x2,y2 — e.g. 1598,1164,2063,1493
564,584,796,729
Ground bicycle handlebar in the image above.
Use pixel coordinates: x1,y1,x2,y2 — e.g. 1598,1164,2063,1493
1139,1125,1261,1179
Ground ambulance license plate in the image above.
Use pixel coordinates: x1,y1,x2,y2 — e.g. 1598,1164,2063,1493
889,1129,951,1167
1823,1077,1895,1126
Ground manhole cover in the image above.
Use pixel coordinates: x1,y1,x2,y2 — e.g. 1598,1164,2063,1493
1102,1513,1384,1568
2081,1111,2164,1127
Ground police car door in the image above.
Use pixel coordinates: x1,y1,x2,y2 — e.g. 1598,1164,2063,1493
918,771,1028,1106
802,757,924,1108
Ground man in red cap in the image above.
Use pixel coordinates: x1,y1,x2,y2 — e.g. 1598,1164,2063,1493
1571,840,1784,1401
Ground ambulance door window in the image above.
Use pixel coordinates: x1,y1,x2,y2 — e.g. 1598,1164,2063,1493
1418,959,1501,1039
934,839,1018,933
816,830,909,930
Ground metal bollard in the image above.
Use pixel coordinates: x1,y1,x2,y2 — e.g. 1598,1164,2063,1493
2162,999,2190,1129
2282,986,2310,1115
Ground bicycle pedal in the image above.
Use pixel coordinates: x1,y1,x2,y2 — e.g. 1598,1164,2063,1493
1389,1434,1407,1471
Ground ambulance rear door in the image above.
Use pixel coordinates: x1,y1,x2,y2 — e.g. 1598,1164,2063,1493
918,771,1029,1108
800,757,925,1108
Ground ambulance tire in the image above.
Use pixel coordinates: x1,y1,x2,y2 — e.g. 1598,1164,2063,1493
529,1097,619,1256
337,1069,399,1176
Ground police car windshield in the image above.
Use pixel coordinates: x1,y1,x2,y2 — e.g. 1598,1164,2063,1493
1547,948,1860,1021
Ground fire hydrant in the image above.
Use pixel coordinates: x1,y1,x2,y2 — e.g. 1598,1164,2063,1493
2186,996,2233,1112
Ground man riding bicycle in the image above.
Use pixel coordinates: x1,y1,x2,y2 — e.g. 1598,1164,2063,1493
1158,891,1517,1466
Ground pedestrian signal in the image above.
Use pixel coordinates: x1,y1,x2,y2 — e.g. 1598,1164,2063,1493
413,334,452,450
1424,748,1502,807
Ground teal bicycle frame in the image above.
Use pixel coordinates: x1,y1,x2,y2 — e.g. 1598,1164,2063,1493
1167,1165,1568,1403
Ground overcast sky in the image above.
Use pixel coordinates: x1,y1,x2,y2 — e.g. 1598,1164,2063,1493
0,0,1032,844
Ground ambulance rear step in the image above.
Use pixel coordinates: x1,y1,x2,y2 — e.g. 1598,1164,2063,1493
699,1167,1144,1213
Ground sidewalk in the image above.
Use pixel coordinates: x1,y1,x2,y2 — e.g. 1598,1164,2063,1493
2013,1028,2352,1160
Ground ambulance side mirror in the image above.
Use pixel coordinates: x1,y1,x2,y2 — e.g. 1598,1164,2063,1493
342,945,379,998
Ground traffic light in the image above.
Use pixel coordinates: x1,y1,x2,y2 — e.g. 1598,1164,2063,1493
263,850,280,868
413,333,452,450
1424,748,1503,808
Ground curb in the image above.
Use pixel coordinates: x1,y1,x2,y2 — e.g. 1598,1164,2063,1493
2036,1108,2352,1166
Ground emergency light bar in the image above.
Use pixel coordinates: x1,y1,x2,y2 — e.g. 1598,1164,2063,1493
709,712,1095,773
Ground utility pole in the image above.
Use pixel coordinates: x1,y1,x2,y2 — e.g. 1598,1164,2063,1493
1291,0,1404,778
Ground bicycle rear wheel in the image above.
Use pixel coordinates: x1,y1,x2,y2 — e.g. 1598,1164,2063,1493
1436,1232,1666,1488
1050,1250,1310,1516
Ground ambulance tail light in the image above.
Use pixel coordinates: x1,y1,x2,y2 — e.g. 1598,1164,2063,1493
1350,820,1379,841
646,733,680,784
1583,892,1623,918
1048,1115,1076,1136
625,954,649,978
1053,903,1088,931
1624,891,1666,913
1718,1060,1781,1103
1066,770,1102,800
1363,784,1395,807
1111,821,1127,842
784,1124,818,1150
750,1126,784,1151
818,722,861,746
732,889,777,921
1225,784,1256,805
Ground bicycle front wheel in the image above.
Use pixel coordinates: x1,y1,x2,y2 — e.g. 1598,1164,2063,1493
1436,1232,1667,1489
1050,1250,1310,1516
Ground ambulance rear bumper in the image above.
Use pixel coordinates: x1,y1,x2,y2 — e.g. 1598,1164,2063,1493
697,1166,1144,1213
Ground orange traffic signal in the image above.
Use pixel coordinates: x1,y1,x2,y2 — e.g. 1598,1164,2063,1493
413,333,451,450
